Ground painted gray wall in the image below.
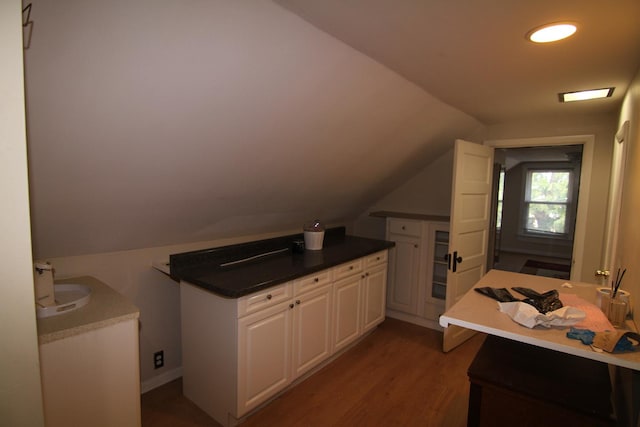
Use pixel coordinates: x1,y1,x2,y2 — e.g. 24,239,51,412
24,0,481,259
1,2,45,425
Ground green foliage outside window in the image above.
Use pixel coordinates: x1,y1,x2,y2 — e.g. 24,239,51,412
525,171,570,234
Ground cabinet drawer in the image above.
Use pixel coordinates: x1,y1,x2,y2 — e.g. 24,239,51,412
333,259,363,281
365,251,388,268
294,270,333,296
237,283,293,317
388,219,422,237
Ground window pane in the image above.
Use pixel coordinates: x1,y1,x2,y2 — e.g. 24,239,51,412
529,171,569,202
498,170,505,201
526,202,566,233
496,170,505,229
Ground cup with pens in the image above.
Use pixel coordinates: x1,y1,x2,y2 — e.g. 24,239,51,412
603,268,627,327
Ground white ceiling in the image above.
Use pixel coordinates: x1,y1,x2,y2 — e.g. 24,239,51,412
275,0,640,124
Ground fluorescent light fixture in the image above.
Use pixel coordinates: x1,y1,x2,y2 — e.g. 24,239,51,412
559,88,615,103
527,23,577,43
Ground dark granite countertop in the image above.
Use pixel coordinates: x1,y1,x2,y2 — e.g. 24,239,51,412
169,227,394,298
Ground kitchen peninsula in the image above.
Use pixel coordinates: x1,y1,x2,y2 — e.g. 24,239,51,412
169,227,394,427
440,269,640,426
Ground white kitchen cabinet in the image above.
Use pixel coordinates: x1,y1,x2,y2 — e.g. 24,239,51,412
181,251,388,427
386,218,422,315
362,252,388,332
333,251,388,351
332,258,364,352
291,279,333,379
385,217,449,330
238,300,293,415
333,273,363,352
238,276,335,414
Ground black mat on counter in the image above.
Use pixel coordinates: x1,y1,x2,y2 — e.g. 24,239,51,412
520,259,570,279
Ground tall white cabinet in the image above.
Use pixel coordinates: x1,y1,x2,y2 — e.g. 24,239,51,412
384,216,450,330
385,220,421,314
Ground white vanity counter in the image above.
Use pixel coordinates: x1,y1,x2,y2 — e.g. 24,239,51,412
37,276,141,427
37,275,139,344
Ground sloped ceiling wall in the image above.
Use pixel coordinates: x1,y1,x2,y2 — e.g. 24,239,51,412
24,0,482,258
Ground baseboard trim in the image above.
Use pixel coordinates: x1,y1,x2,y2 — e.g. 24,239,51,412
385,309,442,331
141,367,183,394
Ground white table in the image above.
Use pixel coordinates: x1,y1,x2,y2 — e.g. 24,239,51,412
439,269,640,371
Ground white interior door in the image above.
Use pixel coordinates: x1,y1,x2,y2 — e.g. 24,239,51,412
443,139,494,352
599,121,630,285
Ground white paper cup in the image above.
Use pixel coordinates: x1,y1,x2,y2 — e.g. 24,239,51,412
303,231,325,250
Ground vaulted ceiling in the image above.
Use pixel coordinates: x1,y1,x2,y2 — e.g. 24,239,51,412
23,0,640,258
275,0,640,124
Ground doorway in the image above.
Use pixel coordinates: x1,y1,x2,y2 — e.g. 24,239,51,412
490,145,583,280
484,135,595,282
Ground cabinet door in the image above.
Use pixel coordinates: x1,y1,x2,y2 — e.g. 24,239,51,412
430,225,450,301
291,284,333,379
237,302,292,416
333,274,362,352
362,263,387,332
386,233,421,314
424,223,449,321
39,319,141,427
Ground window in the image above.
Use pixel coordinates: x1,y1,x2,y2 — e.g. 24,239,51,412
496,169,505,229
524,170,571,235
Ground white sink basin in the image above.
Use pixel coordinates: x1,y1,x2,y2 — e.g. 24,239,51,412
36,284,91,318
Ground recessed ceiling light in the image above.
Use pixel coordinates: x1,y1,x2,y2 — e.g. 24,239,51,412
559,88,615,103
527,22,577,43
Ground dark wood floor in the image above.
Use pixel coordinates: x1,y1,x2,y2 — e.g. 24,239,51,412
141,318,486,427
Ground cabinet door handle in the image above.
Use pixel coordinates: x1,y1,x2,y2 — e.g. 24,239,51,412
295,300,301,305
266,294,272,300
402,226,406,230
414,244,418,248
314,277,319,282
289,303,294,309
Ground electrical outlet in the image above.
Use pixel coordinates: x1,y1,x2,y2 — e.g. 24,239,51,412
154,350,164,369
